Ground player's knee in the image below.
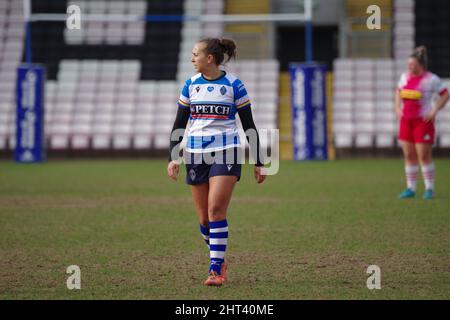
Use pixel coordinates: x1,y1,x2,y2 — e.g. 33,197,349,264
404,150,417,162
418,154,431,165
406,155,418,163
208,205,225,220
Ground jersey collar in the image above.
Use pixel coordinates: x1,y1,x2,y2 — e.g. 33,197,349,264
201,71,227,82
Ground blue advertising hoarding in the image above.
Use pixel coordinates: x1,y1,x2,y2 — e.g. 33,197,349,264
15,64,46,163
289,63,327,160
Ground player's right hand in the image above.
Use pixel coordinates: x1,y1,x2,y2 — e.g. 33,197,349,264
167,161,180,181
395,107,402,119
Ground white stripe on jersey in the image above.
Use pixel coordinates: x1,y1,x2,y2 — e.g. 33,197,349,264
178,72,252,153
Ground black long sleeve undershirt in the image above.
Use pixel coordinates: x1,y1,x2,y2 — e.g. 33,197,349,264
168,106,190,162
168,106,264,166
237,106,264,166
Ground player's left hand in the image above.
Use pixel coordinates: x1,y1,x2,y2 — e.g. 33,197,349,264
423,109,437,123
254,166,266,184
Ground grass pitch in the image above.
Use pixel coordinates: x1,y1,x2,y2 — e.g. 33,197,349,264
0,158,449,299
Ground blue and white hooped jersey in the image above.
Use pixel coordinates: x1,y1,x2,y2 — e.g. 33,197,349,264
178,72,251,153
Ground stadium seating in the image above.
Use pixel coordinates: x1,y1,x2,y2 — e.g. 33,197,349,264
437,79,450,147
64,1,147,46
224,59,279,150
393,0,415,62
3,0,447,156
332,58,398,148
0,0,24,150
332,58,450,149
0,0,181,152
0,0,280,154
177,0,224,83
331,0,450,151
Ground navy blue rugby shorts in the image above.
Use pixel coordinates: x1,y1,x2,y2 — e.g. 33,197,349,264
185,147,242,185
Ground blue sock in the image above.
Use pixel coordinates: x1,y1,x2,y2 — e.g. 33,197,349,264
199,224,210,249
209,219,228,275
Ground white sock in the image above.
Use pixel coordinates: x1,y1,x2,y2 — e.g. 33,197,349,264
421,163,435,191
405,165,418,192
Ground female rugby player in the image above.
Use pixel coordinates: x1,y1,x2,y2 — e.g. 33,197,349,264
167,38,266,286
396,46,449,199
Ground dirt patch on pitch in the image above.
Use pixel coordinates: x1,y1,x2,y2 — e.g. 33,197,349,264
0,195,192,209
0,195,284,210
1,247,449,299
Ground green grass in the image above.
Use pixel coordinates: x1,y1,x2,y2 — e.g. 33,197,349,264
0,158,449,299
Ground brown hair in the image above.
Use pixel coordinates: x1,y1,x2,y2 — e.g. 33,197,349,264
199,38,237,65
410,45,428,69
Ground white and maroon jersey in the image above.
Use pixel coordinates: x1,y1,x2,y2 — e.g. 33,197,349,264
178,72,251,153
397,71,448,118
